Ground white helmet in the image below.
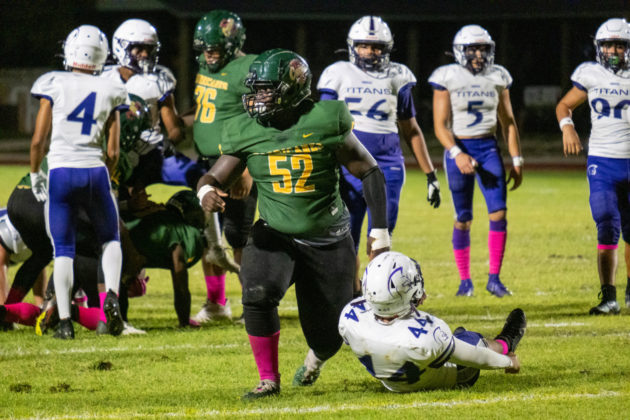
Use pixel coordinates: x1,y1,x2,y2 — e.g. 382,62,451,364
113,19,161,73
452,24,495,74
362,251,424,319
63,25,109,74
594,18,630,73
347,16,393,72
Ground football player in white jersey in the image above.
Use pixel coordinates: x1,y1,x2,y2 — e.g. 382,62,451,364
101,19,204,191
339,251,525,392
318,16,440,291
429,25,523,298
556,18,630,314
29,25,129,339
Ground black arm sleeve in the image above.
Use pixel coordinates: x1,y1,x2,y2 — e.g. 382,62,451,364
361,165,387,230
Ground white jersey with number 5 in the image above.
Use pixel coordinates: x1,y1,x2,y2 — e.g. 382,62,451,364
317,61,416,134
31,71,128,169
428,63,512,138
571,62,630,158
338,298,457,392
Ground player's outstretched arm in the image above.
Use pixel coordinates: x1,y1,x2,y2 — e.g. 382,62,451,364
398,117,440,208
556,87,587,157
336,132,389,259
497,89,523,191
29,98,52,202
197,155,246,212
449,337,517,372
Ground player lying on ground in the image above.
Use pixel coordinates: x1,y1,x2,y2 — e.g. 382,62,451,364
339,251,526,392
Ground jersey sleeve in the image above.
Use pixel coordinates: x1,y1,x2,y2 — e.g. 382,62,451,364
428,66,449,90
317,63,342,98
30,72,58,104
406,317,455,368
571,62,596,92
392,63,417,120
112,81,131,111
494,65,514,90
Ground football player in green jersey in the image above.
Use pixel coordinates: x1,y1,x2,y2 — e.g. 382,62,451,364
187,10,258,323
197,49,390,399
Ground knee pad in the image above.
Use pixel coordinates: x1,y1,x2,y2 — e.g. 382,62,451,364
597,220,620,245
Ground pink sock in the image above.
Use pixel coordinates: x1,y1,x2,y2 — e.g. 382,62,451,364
4,303,41,326
99,292,107,323
76,306,101,331
496,339,509,355
488,230,507,275
205,275,226,305
248,332,280,382
453,247,471,281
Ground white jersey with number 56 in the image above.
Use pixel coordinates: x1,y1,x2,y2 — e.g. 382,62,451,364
31,71,128,169
571,62,630,158
339,298,457,392
317,61,416,134
428,63,512,138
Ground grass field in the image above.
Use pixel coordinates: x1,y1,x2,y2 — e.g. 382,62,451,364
1,166,629,419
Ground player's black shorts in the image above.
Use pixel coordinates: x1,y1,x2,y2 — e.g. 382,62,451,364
240,219,355,360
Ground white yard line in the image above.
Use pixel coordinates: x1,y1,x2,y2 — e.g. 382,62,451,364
15,390,624,420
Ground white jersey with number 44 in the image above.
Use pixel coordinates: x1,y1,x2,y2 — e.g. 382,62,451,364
339,298,458,392
572,62,630,159
317,61,416,134
31,71,128,169
428,63,512,138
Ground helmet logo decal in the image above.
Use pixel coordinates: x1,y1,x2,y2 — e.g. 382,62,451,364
220,18,237,37
289,59,308,85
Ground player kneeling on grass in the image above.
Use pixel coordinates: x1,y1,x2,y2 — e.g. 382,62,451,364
339,251,525,392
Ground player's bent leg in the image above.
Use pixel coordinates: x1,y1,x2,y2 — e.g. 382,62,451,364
494,308,527,353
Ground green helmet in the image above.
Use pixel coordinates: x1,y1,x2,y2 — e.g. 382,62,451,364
120,94,151,152
166,190,205,230
193,10,246,72
242,49,312,126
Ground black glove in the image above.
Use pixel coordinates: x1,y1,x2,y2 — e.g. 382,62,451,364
426,170,441,208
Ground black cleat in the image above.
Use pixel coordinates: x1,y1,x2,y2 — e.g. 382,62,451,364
103,290,124,336
495,308,526,352
53,318,75,340
589,300,620,315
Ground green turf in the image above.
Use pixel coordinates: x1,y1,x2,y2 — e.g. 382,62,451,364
1,166,629,419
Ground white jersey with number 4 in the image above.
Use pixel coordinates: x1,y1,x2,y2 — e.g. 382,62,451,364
571,62,630,159
428,63,512,138
101,65,176,151
317,61,416,134
31,71,128,169
338,298,457,392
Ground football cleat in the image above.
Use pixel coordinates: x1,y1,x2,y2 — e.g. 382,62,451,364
625,284,630,308
242,379,280,400
205,245,240,273
35,297,59,336
122,321,146,335
486,275,512,298
293,348,325,386
53,318,75,340
103,290,124,336
589,299,621,315
495,308,526,353
192,299,232,323
95,321,109,335
456,279,474,297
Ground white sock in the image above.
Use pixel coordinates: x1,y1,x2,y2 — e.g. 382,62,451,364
53,256,74,319
102,241,122,294
304,348,325,372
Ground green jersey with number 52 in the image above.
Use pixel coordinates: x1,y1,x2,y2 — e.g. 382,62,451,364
221,100,354,236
